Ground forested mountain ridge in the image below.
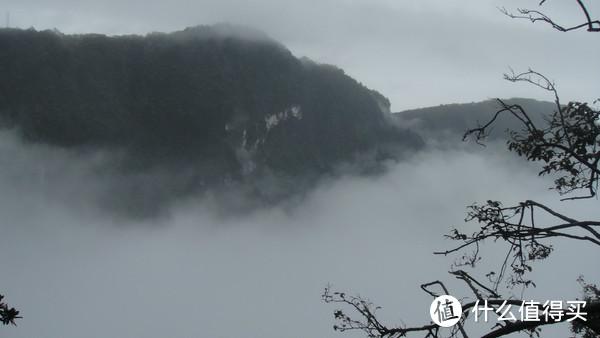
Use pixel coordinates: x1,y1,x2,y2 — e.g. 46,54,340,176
394,98,557,146
0,25,556,216
0,25,422,184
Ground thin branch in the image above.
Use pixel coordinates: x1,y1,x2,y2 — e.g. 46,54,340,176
500,0,600,33
420,280,450,298
525,200,576,223
451,270,500,299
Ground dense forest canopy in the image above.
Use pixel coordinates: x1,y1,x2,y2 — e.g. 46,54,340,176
0,24,562,217
0,25,423,214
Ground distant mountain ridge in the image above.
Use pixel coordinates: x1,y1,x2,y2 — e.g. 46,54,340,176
394,98,557,145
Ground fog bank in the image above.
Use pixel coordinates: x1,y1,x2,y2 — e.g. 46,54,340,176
0,131,598,337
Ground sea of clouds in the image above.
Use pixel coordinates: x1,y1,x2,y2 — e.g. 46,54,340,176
0,129,597,337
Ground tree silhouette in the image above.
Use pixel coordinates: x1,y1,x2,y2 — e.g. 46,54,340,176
500,0,600,33
0,294,20,326
323,1,600,336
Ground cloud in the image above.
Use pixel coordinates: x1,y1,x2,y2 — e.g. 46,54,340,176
0,130,597,337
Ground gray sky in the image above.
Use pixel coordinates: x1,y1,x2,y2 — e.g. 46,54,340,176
3,0,600,111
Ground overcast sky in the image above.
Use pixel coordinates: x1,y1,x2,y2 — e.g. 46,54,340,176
3,0,600,111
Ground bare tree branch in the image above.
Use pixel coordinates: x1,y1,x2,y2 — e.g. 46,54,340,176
323,2,600,336
322,284,441,337
500,0,600,33
436,198,600,290
464,71,600,199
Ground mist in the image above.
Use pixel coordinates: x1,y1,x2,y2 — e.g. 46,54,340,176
0,127,597,337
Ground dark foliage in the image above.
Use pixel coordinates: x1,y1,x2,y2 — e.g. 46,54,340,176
571,277,600,337
323,1,600,335
0,25,420,174
465,70,600,200
0,25,422,214
325,78,600,338
0,294,20,326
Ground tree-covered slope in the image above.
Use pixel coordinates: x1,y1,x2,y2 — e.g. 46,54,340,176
0,25,422,180
0,25,424,215
395,98,557,145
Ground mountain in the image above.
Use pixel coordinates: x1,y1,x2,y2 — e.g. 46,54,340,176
394,98,558,146
0,25,422,215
